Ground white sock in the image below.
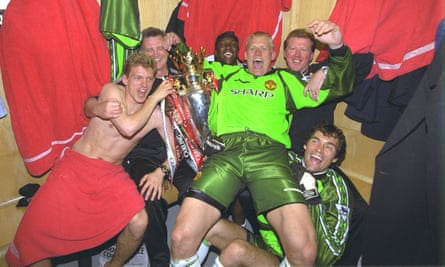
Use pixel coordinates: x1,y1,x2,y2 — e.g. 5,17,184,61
279,257,291,267
212,256,224,267
197,240,211,264
170,253,200,267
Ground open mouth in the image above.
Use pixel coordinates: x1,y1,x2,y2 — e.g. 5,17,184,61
224,51,233,58
310,154,322,165
137,88,147,98
253,58,263,69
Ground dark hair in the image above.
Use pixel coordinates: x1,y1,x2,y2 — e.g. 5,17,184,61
122,52,157,77
304,122,347,165
214,31,239,50
283,29,316,52
141,27,166,39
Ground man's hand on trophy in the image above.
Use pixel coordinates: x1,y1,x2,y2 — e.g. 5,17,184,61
152,80,175,103
164,32,182,51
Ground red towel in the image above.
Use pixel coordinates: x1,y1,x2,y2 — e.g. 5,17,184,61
316,0,444,81
0,0,110,176
178,0,291,62
6,149,145,266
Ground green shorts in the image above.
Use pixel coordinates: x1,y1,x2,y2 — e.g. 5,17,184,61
190,131,304,214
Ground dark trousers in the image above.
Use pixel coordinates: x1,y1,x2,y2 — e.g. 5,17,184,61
125,158,196,267
144,198,170,267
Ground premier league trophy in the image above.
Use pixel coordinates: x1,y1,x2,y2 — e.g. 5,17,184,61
167,45,224,172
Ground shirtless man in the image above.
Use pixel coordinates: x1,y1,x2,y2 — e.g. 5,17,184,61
5,53,175,267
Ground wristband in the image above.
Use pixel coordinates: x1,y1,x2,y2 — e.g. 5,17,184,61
321,66,329,75
159,164,170,179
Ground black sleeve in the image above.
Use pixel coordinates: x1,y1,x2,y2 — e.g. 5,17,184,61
165,1,185,42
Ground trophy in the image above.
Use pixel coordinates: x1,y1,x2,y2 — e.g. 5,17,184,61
167,45,223,172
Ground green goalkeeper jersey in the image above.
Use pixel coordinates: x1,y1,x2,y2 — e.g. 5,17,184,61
203,47,353,148
257,153,352,266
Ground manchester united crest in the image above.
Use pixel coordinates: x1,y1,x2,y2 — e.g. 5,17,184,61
265,80,277,90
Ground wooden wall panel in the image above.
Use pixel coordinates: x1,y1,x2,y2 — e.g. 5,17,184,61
138,0,180,30
0,73,47,249
335,103,383,201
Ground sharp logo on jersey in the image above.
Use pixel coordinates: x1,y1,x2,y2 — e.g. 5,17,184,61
265,80,277,90
231,88,274,98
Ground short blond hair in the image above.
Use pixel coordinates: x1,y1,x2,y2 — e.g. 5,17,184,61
122,52,157,77
246,31,274,51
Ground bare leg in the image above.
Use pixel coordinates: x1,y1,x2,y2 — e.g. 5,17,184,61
30,259,51,267
205,218,248,250
267,203,317,266
105,209,148,267
170,197,221,260
219,239,280,267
